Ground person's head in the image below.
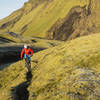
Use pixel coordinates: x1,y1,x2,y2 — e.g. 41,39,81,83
24,44,28,49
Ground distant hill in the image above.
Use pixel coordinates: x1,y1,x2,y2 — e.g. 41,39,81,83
0,0,100,40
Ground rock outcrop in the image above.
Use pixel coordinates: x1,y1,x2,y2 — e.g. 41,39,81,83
48,0,100,40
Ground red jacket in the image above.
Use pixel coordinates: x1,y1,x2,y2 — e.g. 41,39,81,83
21,48,33,58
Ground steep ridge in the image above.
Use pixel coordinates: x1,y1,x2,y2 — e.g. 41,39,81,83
0,33,100,100
0,0,90,39
48,0,100,40
0,0,100,40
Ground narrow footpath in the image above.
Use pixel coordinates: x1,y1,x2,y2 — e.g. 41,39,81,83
11,71,33,100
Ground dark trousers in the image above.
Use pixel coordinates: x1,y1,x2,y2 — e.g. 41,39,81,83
25,58,32,72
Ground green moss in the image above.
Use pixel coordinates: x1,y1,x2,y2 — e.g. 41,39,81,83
1,33,100,100
0,0,89,38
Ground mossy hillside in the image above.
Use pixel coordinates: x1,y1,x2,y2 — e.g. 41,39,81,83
0,33,100,99
47,0,100,41
88,0,100,33
12,0,89,37
0,0,38,32
29,33,100,100
1,0,100,41
30,37,64,48
0,33,22,43
0,32,63,48
0,60,28,100
0,9,24,33
0,0,89,38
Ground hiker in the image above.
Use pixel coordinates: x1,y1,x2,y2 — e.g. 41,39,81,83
21,44,33,72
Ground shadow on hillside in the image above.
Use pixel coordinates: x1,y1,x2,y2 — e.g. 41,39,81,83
0,46,45,70
0,63,13,70
11,71,33,100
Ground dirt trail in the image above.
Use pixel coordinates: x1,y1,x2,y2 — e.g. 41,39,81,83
11,71,33,100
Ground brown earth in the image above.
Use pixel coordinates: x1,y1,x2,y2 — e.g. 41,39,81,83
47,0,100,41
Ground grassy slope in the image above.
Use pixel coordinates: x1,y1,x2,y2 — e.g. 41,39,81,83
0,33,22,43
12,0,89,37
29,33,100,100
0,32,63,48
0,33,100,99
87,0,100,33
0,0,89,38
